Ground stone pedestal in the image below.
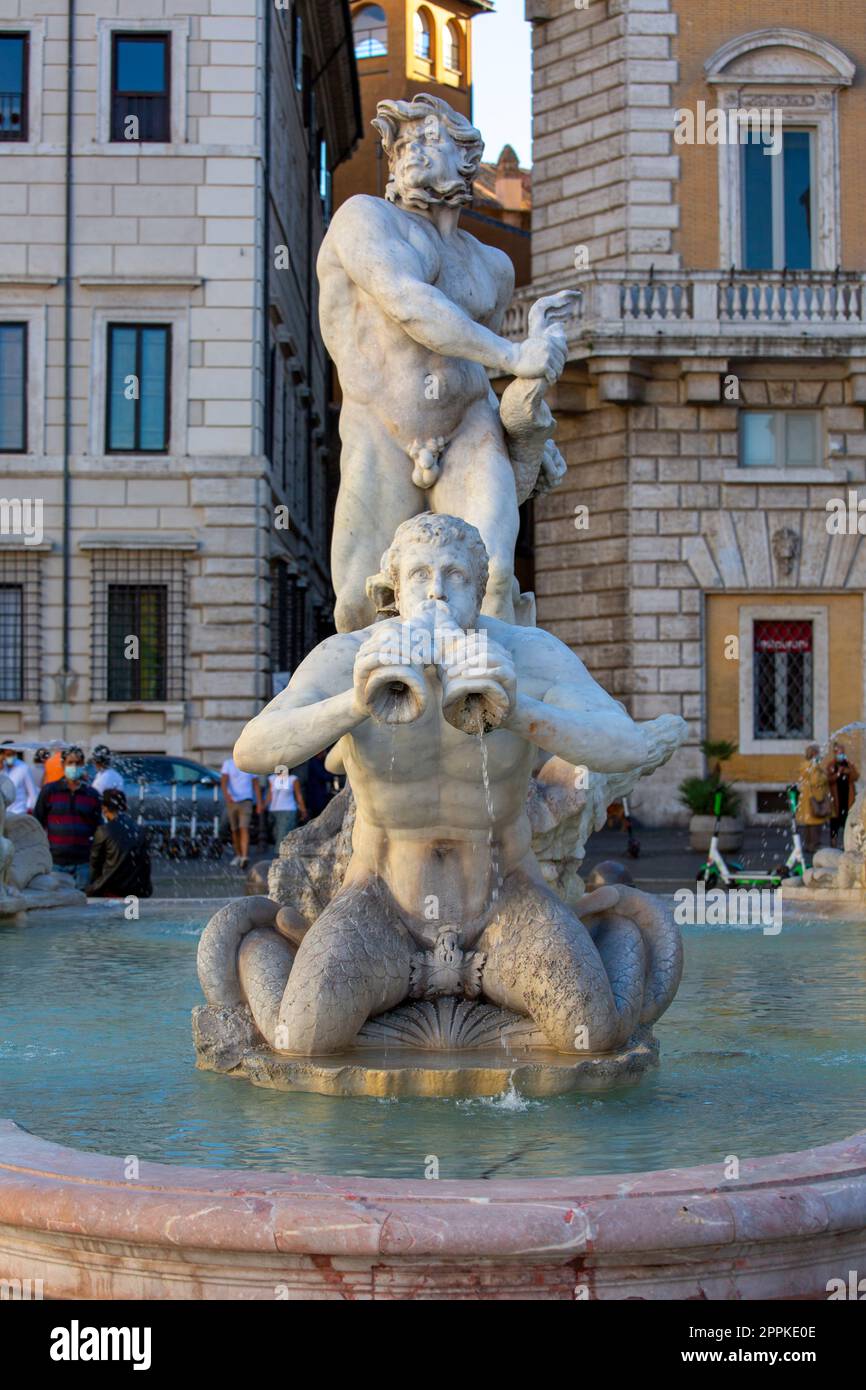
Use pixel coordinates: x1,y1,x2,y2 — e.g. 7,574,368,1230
192,1000,659,1098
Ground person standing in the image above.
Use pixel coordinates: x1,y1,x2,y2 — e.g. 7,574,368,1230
0,743,37,815
825,742,859,848
795,744,832,860
31,747,51,794
220,754,263,869
33,747,102,887
86,789,152,898
266,767,307,846
304,749,342,819
91,745,125,797
42,746,65,785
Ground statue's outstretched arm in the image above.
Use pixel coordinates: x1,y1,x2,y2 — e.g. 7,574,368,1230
507,688,671,773
504,635,687,773
233,636,364,775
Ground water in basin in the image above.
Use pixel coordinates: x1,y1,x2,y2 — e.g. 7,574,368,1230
1,902,864,1180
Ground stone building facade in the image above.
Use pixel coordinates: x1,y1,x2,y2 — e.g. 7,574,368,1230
514,0,866,823
0,0,360,766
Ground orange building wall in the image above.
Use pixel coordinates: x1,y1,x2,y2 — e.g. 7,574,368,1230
706,591,863,787
671,0,866,270
334,1,476,208
334,2,530,281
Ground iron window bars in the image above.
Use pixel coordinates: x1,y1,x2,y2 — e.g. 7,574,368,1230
0,548,41,702
90,549,186,702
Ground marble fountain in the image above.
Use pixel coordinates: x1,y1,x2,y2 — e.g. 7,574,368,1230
2,96,865,1301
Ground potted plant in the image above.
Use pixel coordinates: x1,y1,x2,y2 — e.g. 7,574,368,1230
679,739,744,852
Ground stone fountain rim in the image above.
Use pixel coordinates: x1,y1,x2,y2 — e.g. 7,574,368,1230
2,1116,866,1262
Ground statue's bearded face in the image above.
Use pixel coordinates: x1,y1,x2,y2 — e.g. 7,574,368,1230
390,117,468,209
395,539,480,629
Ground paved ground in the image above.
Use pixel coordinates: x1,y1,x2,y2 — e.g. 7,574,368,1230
149,820,809,899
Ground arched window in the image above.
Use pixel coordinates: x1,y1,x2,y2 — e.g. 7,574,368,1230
414,8,432,62
445,20,462,73
353,4,387,60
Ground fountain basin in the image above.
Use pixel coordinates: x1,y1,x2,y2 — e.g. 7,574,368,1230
2,901,865,1298
1,1118,865,1299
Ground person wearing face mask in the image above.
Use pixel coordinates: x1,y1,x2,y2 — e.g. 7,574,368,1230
86,789,152,899
0,742,37,815
32,746,103,887
795,743,832,860
31,747,51,794
90,745,125,797
825,742,860,847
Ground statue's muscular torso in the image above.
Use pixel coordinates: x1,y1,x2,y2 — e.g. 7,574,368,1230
327,619,555,940
318,195,512,450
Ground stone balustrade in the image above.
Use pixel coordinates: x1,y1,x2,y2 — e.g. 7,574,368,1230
504,269,866,352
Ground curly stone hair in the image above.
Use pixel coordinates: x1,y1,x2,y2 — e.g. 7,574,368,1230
372,94,484,208
380,513,489,607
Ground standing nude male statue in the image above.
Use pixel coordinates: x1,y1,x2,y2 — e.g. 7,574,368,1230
200,516,686,1057
317,93,569,632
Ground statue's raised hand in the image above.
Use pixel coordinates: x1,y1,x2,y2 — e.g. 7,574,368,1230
511,329,567,384
352,621,429,725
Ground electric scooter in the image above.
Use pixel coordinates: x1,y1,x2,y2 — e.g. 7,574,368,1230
697,786,806,889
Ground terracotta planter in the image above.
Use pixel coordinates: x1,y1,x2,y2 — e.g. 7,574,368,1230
689,814,743,853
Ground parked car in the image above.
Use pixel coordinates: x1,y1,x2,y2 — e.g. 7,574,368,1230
86,755,229,858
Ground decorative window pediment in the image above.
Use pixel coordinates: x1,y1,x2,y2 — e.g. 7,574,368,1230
705,28,855,88
707,29,856,270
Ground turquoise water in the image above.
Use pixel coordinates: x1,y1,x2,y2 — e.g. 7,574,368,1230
1,902,865,1180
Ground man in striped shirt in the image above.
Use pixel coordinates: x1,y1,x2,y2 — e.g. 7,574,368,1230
33,747,102,888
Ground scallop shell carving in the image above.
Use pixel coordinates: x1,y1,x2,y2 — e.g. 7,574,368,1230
357,997,525,1050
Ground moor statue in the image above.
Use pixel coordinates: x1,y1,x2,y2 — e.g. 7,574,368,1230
317,94,573,632
198,517,686,1056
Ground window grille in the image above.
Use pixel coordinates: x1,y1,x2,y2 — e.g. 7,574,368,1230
0,548,40,701
91,549,186,701
753,619,813,739
269,562,312,679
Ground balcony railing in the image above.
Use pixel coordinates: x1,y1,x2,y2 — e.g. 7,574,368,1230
110,92,170,143
503,269,866,346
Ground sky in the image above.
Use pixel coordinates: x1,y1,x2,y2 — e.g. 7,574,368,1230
471,0,534,168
